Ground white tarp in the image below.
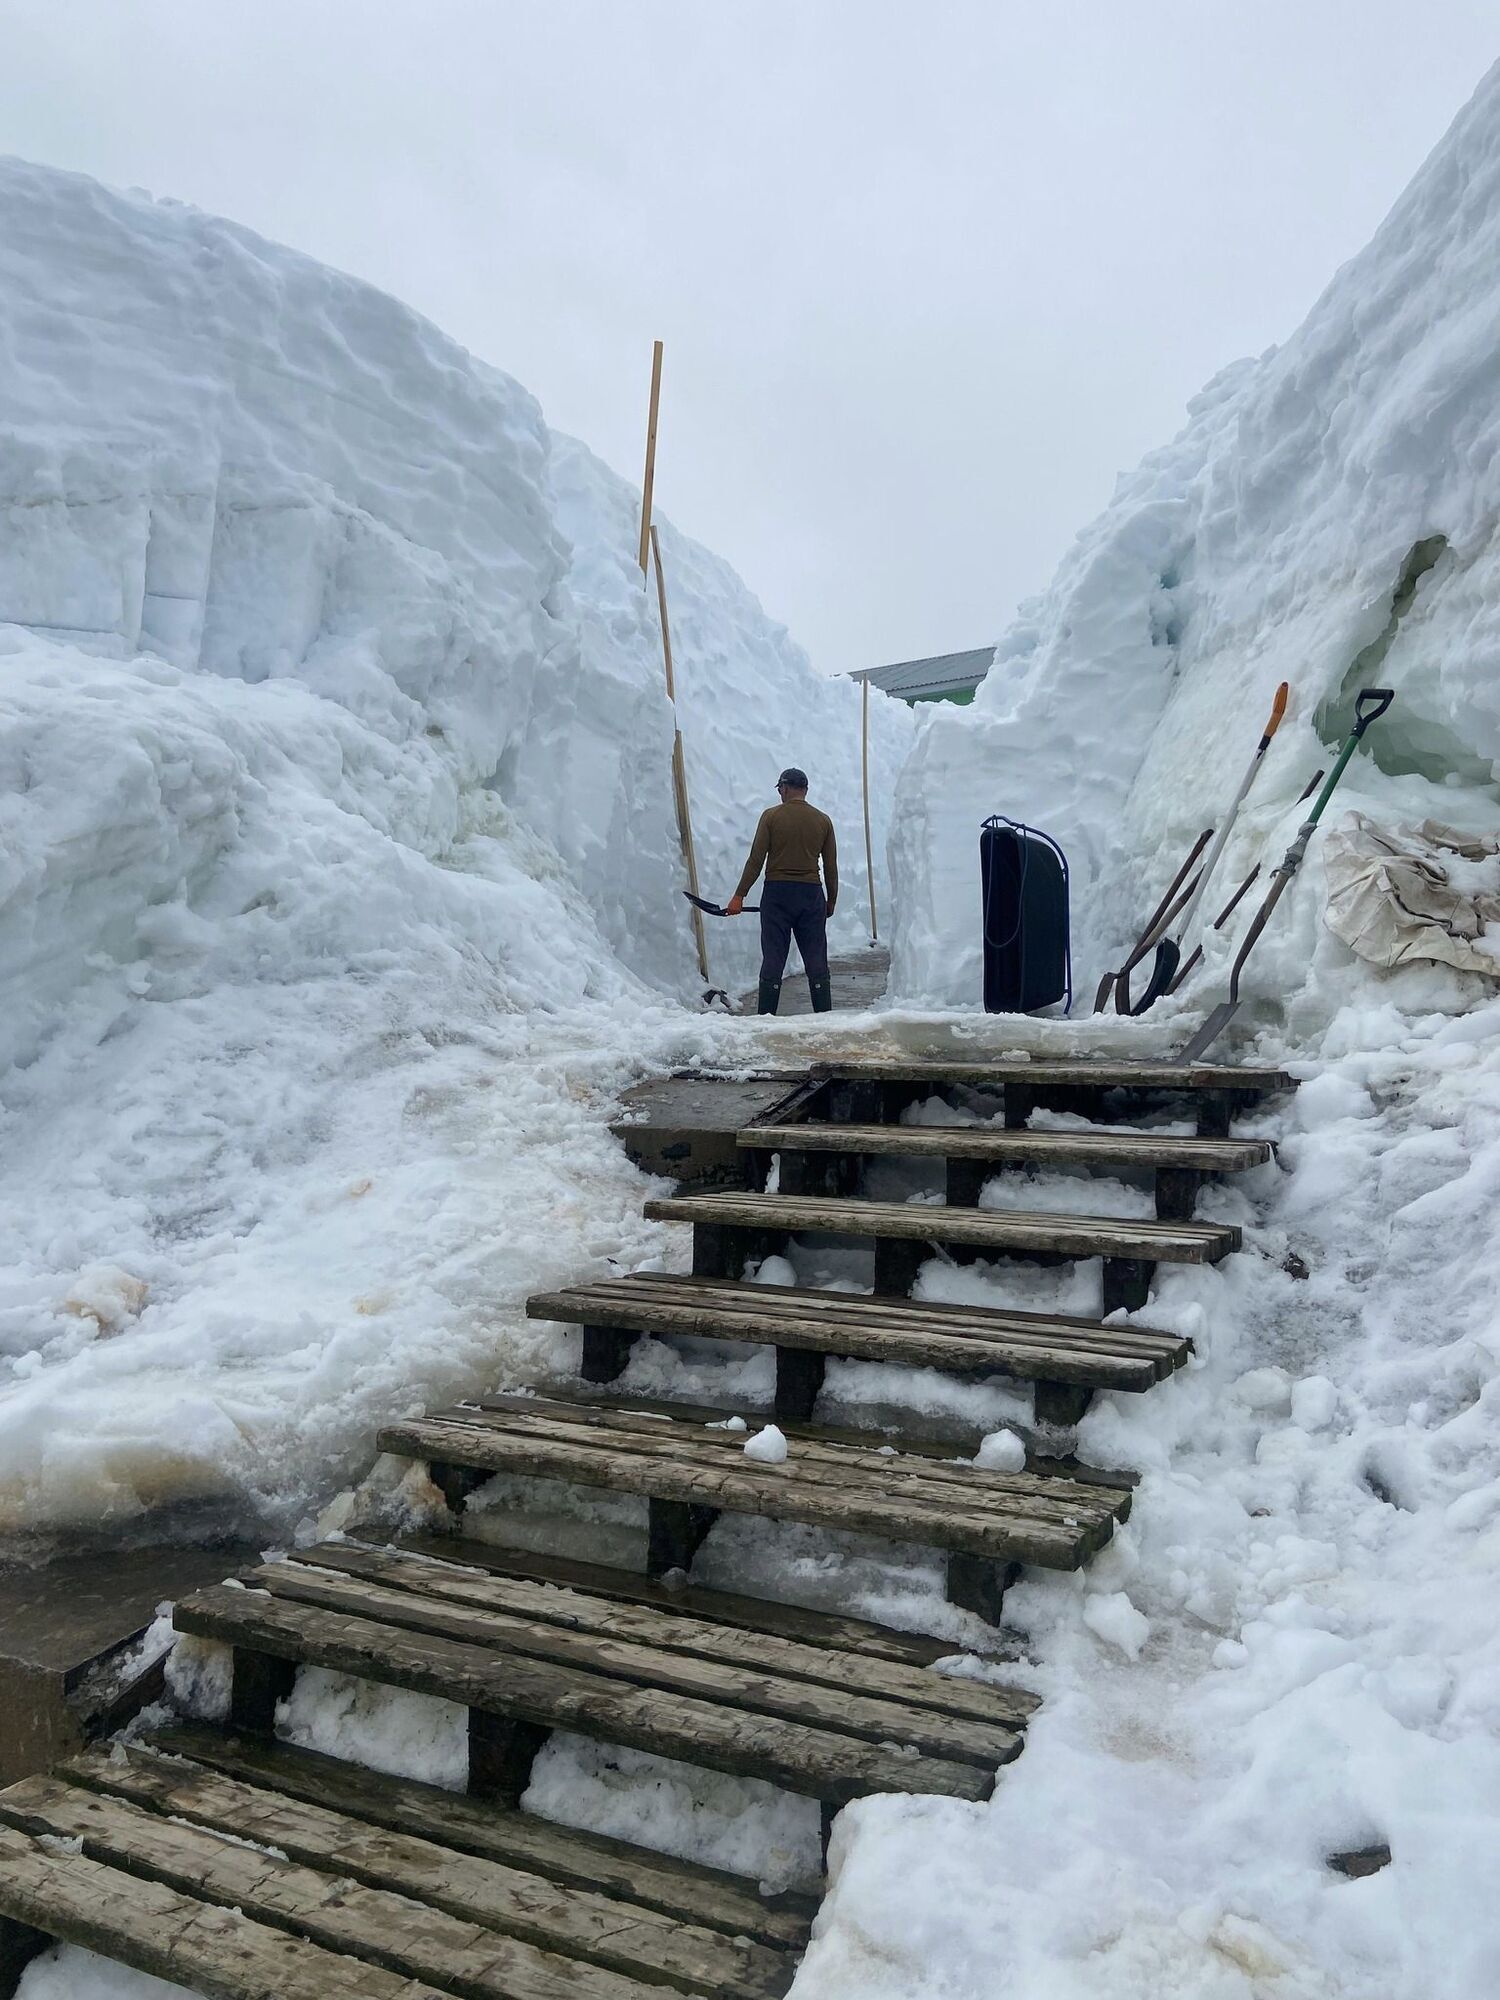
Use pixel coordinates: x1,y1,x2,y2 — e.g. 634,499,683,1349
1323,812,1500,975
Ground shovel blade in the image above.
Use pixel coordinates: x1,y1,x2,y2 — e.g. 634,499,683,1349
1178,1000,1241,1063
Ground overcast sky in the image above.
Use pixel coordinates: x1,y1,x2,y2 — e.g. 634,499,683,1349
2,3,1495,675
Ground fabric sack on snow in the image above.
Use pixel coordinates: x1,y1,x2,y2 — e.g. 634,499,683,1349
1323,812,1500,975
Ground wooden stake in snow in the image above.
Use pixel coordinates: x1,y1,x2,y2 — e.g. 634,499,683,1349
638,339,664,578
652,525,710,982
862,677,879,942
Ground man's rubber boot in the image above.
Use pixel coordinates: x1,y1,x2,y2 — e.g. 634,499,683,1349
757,976,782,1016
808,974,834,1014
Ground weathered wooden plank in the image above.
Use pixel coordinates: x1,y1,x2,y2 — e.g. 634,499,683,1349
0,1775,666,2000
252,1560,1025,1769
427,1398,1126,1518
618,1273,1190,1360
0,1817,459,2000
285,1540,1040,1728
642,1193,1240,1262
457,1386,1142,1494
147,1722,817,1949
529,1284,1182,1388
392,1536,970,1671
172,1586,998,1804
379,1416,1109,1566
739,1124,1270,1171
806,1058,1292,1093
66,1745,792,2000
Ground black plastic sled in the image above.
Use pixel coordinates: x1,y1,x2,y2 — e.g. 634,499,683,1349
980,816,1072,1015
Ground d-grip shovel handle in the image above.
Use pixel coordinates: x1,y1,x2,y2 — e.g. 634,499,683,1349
1353,687,1395,735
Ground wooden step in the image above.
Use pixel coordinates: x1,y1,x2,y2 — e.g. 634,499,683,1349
742,1123,1268,1219
172,1533,1035,1849
391,1528,981,1669
808,1058,1292,1093
643,1189,1239,1314
0,1732,804,2000
802,1056,1292,1138
743,1122,1269,1170
152,1719,817,1947
527,1272,1192,1426
376,1394,1133,1622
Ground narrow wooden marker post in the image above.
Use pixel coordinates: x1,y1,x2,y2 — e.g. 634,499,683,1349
635,341,708,981
638,339,664,579
652,523,710,981
862,677,879,943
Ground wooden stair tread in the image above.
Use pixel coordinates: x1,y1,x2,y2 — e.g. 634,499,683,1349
809,1057,1292,1093
740,1123,1270,1170
273,1540,1037,1734
0,1745,785,2000
528,1275,1191,1389
451,1387,1139,1490
0,1811,461,2000
377,1396,1132,1567
644,1191,1240,1262
174,1573,1005,1807
148,1720,817,1946
390,1530,979,1669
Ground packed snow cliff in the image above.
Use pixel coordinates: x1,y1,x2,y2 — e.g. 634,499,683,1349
0,155,908,1540
889,59,1500,1027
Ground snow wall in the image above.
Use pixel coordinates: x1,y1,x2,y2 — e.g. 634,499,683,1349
0,156,907,1537
889,59,1500,1027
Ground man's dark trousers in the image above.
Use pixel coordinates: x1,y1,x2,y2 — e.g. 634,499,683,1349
759,881,830,1013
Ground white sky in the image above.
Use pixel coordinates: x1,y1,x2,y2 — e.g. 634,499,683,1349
2,2,1495,675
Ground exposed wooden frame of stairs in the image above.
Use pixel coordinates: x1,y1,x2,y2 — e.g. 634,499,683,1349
644,1188,1239,1314
0,1053,1293,1997
377,1391,1134,1622
527,1270,1193,1427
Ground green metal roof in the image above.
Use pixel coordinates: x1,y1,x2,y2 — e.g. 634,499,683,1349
850,646,995,702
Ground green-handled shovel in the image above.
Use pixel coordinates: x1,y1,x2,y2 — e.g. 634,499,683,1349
1179,687,1395,1060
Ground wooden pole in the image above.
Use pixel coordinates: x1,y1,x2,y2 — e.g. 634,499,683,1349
862,676,879,942
638,340,664,579
652,525,709,981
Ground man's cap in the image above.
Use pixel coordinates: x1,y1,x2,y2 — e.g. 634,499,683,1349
777,767,809,789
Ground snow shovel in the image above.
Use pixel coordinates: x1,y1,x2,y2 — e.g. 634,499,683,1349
1163,766,1325,994
1096,827,1213,1013
1179,687,1395,1060
1128,681,1290,1015
683,891,760,916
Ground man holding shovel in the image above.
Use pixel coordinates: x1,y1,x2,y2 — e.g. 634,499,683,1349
726,768,838,1015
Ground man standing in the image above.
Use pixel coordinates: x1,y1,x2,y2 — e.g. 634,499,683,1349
727,767,838,1014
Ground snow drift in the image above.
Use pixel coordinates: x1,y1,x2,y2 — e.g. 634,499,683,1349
889,59,1500,1024
0,155,906,1540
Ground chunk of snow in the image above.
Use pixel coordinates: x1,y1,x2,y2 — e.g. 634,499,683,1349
61,1264,149,1333
974,1428,1027,1472
1233,1366,1294,1414
1081,1590,1151,1660
750,1255,798,1287
1290,1375,1339,1431
743,1424,788,1464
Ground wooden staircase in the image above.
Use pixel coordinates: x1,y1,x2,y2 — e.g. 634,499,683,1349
0,1053,1291,1997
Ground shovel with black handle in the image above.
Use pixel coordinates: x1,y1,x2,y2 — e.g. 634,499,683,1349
1179,687,1395,1061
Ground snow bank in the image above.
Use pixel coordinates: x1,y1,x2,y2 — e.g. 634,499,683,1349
889,58,1500,1024
0,155,903,1539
